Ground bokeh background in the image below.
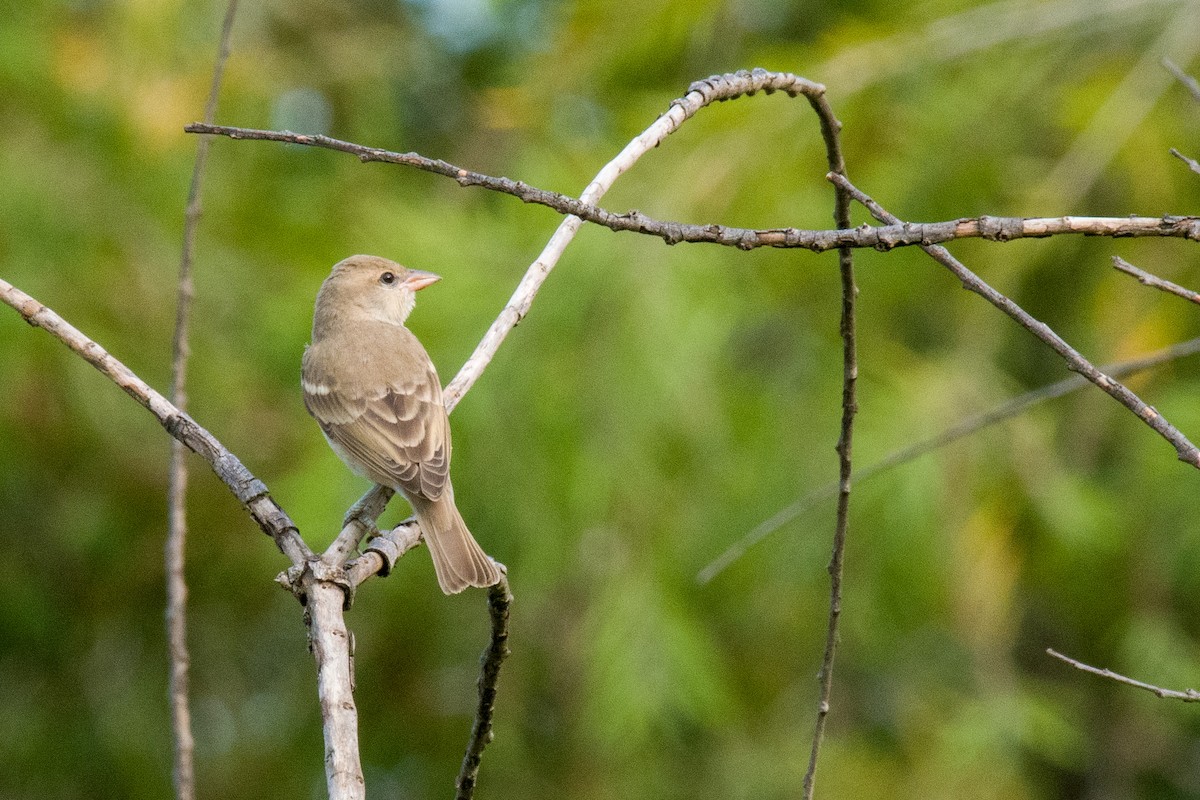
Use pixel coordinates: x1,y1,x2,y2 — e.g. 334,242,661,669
4,0,1200,797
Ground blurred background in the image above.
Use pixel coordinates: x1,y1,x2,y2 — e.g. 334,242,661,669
3,0,1200,797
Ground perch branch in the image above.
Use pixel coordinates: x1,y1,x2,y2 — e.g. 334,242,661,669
698,335,1200,583
184,124,1200,252
167,3,238,798
829,172,1200,469
1113,255,1200,303
304,571,366,799
0,277,310,565
1047,648,1200,701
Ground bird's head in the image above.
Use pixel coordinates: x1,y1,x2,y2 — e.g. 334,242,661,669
314,254,441,332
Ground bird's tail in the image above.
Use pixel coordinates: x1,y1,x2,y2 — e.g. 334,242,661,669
410,492,501,594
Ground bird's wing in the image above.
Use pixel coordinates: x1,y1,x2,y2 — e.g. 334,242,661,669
303,347,451,501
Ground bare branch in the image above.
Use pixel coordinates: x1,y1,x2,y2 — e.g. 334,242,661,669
304,572,366,800
0,277,311,565
1047,648,1200,701
184,123,1200,252
830,172,1200,470
1164,57,1200,103
456,577,513,800
1169,147,1200,176
800,78,858,800
698,335,1200,583
1113,255,1200,303
167,3,239,797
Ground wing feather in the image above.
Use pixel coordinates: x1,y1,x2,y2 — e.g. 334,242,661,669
302,329,451,500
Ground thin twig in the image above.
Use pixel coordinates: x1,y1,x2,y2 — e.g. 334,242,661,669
698,336,1200,583
1169,148,1200,176
0,277,310,565
456,578,513,800
801,86,857,800
1164,57,1200,103
1113,255,1200,303
184,123,1200,253
830,172,1200,470
166,3,238,798
1047,648,1200,701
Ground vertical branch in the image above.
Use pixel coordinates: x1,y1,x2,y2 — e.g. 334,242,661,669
166,2,239,799
802,93,858,800
304,574,365,800
456,577,513,800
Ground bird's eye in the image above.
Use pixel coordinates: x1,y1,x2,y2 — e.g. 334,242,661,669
380,271,396,285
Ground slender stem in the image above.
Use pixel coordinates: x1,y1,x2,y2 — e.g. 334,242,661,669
1163,58,1200,103
166,3,239,798
1114,255,1200,303
1170,147,1200,176
455,578,513,800
801,93,857,800
1048,648,1200,701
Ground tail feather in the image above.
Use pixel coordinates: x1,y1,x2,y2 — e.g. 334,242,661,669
410,493,501,594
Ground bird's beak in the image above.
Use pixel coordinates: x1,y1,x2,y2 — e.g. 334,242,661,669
403,269,442,291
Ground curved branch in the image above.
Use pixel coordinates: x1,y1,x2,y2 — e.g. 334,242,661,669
440,69,831,410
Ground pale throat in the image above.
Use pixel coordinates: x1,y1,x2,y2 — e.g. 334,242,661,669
362,288,416,326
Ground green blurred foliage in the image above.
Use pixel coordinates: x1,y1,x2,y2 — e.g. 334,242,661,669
2,0,1200,797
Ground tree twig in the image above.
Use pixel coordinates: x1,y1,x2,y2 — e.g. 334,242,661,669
1169,148,1200,176
829,172,1200,470
184,123,1200,253
801,79,857,800
0,277,310,565
698,335,1200,583
1163,57,1200,103
1113,255,1200,303
455,577,513,800
1047,648,1200,701
166,3,238,798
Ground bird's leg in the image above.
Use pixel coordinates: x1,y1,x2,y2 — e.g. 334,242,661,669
341,484,394,532
324,485,396,565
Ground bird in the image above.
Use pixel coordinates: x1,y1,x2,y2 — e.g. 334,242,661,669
301,254,501,594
